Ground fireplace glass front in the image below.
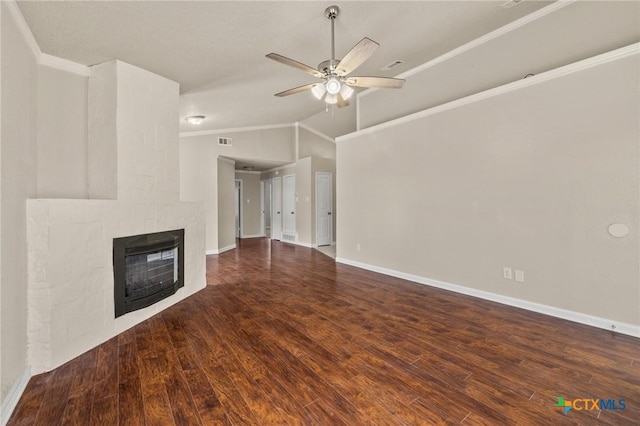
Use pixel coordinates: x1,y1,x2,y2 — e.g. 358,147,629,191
113,229,184,317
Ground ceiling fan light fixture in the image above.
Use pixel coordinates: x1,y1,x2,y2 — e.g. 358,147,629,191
325,77,341,95
185,115,205,125
340,84,354,100
311,83,326,100
324,93,338,105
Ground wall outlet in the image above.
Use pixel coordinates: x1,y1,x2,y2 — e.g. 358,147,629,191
503,267,513,279
356,243,361,251
515,270,525,282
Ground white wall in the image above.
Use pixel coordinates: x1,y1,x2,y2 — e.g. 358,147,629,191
358,1,640,130
217,157,236,251
337,52,640,332
298,127,336,160
37,66,88,198
180,127,295,252
1,1,37,403
235,171,262,238
180,137,218,253
300,105,356,138
26,60,206,373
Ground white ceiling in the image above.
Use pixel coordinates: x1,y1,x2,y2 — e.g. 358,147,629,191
17,0,555,134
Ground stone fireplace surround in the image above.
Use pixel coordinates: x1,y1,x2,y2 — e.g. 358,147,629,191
26,60,206,374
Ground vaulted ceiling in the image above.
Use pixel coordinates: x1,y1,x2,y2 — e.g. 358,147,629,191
17,0,556,135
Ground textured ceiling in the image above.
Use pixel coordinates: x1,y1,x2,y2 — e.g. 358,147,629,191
17,0,555,134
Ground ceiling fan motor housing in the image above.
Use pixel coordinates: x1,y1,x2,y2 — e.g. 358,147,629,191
318,59,340,75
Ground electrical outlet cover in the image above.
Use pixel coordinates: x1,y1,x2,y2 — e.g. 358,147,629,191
515,270,524,282
503,267,513,279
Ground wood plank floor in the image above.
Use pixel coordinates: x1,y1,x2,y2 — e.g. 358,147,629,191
8,238,640,425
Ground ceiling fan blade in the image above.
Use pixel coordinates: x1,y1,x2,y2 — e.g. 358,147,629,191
345,76,405,89
337,94,350,108
274,83,317,97
266,53,324,78
335,37,379,76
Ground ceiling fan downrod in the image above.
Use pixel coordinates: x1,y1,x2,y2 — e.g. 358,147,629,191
325,5,340,64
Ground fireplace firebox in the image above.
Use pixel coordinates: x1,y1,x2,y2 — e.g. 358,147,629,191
113,229,184,318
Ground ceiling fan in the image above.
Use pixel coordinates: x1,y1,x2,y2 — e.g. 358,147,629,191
266,5,405,107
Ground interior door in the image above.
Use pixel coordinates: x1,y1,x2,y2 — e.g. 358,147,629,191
283,174,296,238
271,177,282,240
316,172,332,246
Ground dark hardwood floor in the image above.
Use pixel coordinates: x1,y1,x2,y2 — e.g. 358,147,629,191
8,238,640,425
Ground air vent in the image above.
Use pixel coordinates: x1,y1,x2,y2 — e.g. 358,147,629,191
381,60,405,71
501,0,524,8
218,137,232,146
281,233,296,243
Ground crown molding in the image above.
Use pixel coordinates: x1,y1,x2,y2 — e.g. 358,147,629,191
5,0,90,77
39,53,91,77
235,170,262,175
180,123,294,138
296,123,335,144
4,0,40,61
357,0,576,101
340,43,639,142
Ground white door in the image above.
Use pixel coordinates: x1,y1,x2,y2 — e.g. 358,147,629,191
283,174,296,239
316,172,332,246
271,177,282,240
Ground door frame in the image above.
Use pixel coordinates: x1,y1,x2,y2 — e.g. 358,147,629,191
282,174,296,239
315,172,333,246
234,179,243,238
271,176,282,240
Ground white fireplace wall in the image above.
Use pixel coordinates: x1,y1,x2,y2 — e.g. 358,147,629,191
26,60,206,374
27,200,205,373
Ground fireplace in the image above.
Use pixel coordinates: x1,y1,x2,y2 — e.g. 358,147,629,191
113,229,184,318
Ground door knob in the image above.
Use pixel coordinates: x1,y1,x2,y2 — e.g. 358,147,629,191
328,212,332,215
291,212,295,214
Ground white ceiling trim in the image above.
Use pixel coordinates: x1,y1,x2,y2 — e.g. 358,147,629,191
4,0,40,61
4,0,89,77
358,0,576,100
6,0,89,77
180,123,294,139
40,53,90,77
235,170,262,175
297,123,335,144
339,42,639,143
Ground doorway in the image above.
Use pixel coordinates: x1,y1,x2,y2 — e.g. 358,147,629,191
234,179,243,238
261,180,272,238
316,172,332,246
271,176,282,240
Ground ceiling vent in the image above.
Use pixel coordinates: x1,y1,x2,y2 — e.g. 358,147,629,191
381,60,405,71
501,0,524,8
218,137,232,146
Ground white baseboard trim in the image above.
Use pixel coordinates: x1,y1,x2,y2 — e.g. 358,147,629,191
288,240,316,248
206,244,237,255
1,367,31,426
241,234,266,239
335,257,640,338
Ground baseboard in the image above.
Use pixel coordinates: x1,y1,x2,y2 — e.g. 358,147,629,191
336,257,640,338
241,234,266,239
205,244,236,255
1,367,31,426
287,240,316,248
